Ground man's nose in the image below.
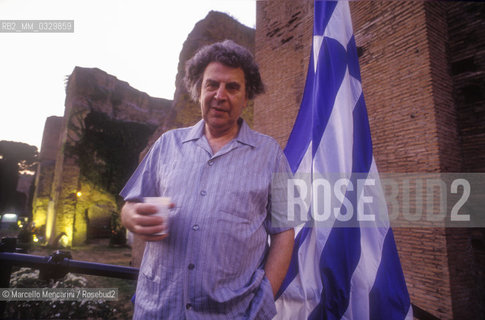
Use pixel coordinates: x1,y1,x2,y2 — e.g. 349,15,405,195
214,85,227,101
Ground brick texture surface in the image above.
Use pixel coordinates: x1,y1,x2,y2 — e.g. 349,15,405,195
255,0,313,149
255,1,484,319
445,2,485,316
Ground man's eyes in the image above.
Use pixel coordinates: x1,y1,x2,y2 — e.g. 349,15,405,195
205,82,218,89
226,83,241,91
204,81,241,92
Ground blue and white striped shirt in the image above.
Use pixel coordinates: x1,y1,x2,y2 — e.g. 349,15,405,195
120,119,292,319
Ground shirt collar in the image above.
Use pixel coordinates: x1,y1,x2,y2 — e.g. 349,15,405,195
181,118,257,148
235,118,257,148
182,119,205,143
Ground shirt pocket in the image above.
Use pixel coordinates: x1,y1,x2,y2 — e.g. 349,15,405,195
217,172,270,220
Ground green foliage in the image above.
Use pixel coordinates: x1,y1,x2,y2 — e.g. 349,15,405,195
4,268,116,319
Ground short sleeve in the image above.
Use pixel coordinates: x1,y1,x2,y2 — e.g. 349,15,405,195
265,147,295,234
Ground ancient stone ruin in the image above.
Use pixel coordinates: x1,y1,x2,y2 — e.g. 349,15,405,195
32,67,171,246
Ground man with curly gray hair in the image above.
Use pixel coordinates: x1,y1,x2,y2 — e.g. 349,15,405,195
120,40,294,319
184,39,265,102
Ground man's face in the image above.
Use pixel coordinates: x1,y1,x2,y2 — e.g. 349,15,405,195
199,62,248,135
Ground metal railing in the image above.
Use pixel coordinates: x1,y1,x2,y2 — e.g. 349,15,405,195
0,237,441,320
0,237,138,316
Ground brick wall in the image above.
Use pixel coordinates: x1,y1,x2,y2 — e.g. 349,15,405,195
255,1,483,319
255,0,313,148
446,2,485,316
351,2,454,318
447,3,485,173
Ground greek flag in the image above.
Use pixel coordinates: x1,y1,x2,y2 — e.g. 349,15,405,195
274,1,412,319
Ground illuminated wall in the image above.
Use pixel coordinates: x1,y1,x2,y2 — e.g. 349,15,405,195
33,67,171,246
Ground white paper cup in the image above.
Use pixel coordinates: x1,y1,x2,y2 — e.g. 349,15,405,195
142,197,172,235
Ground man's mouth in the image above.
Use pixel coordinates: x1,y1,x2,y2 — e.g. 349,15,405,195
210,107,227,113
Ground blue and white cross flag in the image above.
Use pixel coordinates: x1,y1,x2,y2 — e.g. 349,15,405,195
274,1,413,319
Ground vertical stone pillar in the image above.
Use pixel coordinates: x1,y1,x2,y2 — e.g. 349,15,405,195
32,116,62,231
48,79,89,246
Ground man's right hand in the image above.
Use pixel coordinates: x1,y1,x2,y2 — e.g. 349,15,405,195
120,201,169,242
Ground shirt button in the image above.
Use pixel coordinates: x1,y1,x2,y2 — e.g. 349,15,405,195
208,160,214,166
186,303,192,310
200,190,207,196
192,224,200,231
188,263,195,270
